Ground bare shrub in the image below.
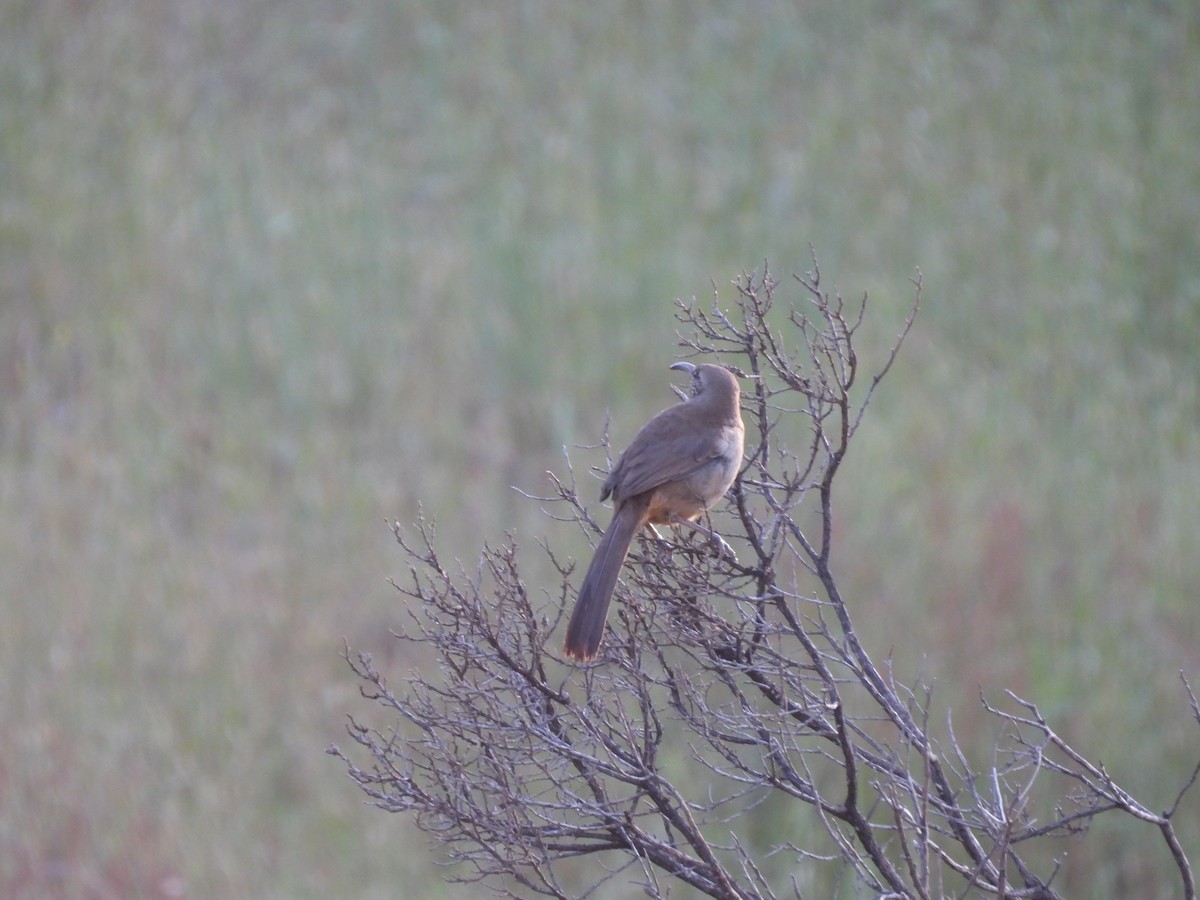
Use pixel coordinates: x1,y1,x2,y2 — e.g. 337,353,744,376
330,259,1198,899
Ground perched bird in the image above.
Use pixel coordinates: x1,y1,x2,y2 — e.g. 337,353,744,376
563,362,744,661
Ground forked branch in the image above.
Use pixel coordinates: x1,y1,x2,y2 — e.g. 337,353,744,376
332,260,1196,899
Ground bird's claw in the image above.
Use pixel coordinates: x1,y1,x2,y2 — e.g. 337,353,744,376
709,533,737,564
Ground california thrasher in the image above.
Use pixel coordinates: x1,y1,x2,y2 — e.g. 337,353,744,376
563,362,744,661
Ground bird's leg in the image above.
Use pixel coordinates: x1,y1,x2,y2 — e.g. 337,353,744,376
643,523,675,563
668,514,737,563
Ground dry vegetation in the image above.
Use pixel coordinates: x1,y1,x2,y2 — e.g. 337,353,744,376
2,1,1198,897
335,270,1197,898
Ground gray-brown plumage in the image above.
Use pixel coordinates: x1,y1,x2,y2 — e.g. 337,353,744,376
563,362,744,661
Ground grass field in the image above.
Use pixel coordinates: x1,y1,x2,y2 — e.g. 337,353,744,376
2,1,1198,897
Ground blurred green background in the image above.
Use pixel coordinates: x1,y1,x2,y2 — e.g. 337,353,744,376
3,1,1198,897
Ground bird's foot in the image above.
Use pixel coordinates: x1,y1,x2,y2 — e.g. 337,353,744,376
708,532,737,564
644,524,674,564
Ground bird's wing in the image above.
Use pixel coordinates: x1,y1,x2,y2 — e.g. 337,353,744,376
606,408,738,502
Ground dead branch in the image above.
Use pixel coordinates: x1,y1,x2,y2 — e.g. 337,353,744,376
331,260,1196,899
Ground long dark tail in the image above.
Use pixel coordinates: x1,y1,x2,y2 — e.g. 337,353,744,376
563,499,646,661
